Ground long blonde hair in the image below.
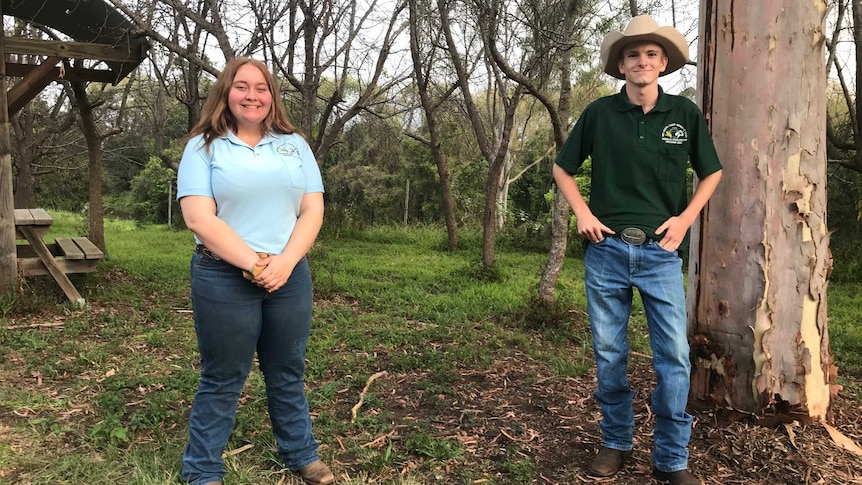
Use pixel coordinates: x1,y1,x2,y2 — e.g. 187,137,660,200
189,57,302,151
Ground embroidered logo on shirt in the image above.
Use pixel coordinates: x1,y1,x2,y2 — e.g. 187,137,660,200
277,144,300,157
661,123,688,145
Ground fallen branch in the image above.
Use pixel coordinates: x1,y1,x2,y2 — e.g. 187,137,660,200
361,430,396,448
351,371,387,422
222,443,253,458
6,321,64,330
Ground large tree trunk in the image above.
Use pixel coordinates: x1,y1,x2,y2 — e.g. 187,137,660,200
689,0,835,418
407,0,459,251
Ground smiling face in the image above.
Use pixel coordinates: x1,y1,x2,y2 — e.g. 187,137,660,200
227,63,273,131
617,40,668,87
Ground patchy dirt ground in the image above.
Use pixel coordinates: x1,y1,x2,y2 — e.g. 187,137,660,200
3,291,861,484
345,351,862,484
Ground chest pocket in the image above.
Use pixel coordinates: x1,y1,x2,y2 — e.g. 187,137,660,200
281,157,307,190
659,146,689,186
276,142,307,190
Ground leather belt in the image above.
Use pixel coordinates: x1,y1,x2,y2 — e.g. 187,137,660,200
195,244,221,260
618,227,647,246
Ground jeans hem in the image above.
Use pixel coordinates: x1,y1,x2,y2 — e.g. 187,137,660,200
652,463,689,473
188,478,221,485
288,453,322,472
602,442,633,452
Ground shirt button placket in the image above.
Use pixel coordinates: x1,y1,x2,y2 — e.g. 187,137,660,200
638,118,646,145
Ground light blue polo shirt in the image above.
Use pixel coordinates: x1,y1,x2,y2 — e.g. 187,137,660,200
177,131,325,255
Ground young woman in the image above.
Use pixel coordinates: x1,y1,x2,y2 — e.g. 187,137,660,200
176,57,333,485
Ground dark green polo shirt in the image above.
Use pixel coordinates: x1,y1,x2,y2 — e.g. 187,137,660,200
555,86,722,245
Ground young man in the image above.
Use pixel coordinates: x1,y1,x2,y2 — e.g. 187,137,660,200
552,16,723,485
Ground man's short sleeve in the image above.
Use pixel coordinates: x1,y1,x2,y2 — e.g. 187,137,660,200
554,105,594,174
686,101,722,179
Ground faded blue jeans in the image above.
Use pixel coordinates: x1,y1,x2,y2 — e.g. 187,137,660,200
584,237,693,473
181,251,320,485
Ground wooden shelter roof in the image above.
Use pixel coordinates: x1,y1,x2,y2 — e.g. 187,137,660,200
2,0,151,115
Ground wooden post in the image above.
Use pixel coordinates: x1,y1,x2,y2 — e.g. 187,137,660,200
403,179,410,225
168,179,172,226
0,3,21,295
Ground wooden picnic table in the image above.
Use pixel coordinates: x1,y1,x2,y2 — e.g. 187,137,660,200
15,208,105,305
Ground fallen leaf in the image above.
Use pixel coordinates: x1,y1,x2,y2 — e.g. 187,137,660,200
823,422,862,457
783,422,797,449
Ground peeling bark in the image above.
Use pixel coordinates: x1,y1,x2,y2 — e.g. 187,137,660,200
690,0,834,419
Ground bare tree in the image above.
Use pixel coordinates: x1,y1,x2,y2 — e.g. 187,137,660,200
407,0,460,250
438,0,524,268
113,0,413,165
273,0,412,163
68,77,127,252
474,0,598,301
689,0,835,418
825,0,862,174
12,98,77,208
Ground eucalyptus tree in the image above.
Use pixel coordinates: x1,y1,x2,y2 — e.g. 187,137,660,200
690,0,834,418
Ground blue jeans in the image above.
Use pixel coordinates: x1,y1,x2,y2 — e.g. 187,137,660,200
584,237,692,473
181,251,320,485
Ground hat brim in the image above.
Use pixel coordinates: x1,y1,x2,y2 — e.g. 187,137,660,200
600,27,689,80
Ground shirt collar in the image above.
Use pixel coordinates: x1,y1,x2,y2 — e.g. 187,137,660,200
615,85,671,113
221,130,279,146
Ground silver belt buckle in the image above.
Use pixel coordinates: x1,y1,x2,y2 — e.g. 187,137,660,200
620,227,647,246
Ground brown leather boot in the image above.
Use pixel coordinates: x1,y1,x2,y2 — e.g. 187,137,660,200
588,447,632,477
299,460,335,485
651,467,703,485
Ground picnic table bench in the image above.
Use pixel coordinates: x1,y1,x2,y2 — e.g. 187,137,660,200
15,208,105,305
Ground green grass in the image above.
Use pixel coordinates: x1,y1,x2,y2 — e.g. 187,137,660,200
0,213,859,484
828,283,862,399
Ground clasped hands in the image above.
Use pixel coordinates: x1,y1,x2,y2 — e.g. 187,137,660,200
242,252,272,284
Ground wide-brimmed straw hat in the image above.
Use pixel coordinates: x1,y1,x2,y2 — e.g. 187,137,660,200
600,15,689,80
